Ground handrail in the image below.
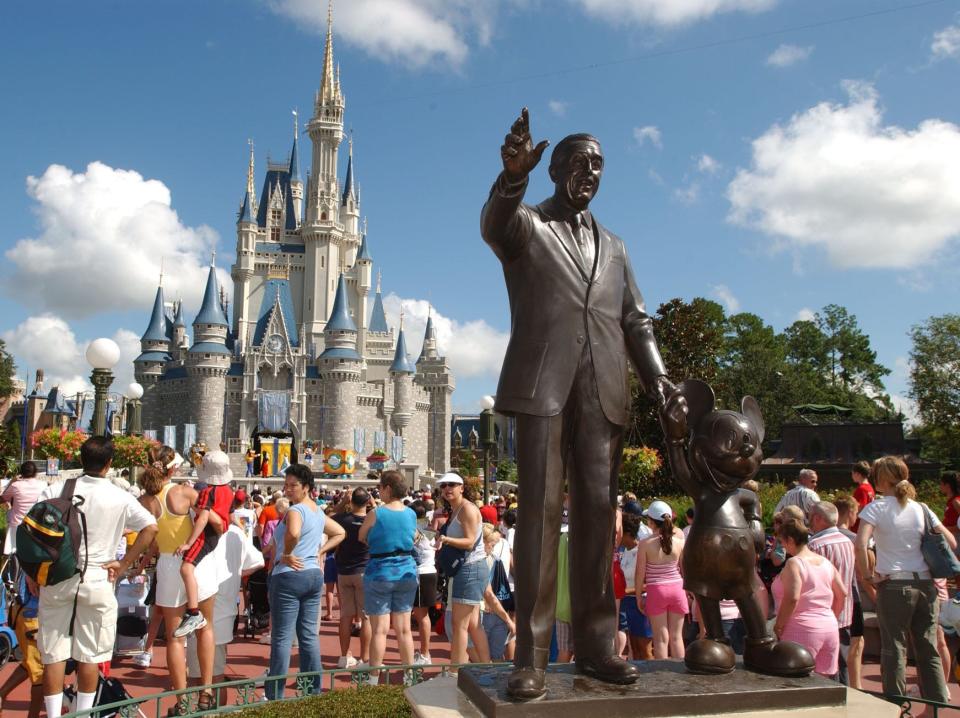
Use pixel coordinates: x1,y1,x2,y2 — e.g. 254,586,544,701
62,662,495,718
863,689,959,718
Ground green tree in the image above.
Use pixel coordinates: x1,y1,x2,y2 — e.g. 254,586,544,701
494,457,517,484
909,314,960,466
816,304,892,415
626,297,726,447
0,341,14,400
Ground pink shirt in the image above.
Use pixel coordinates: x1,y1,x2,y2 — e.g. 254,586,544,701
1,478,46,531
772,556,838,631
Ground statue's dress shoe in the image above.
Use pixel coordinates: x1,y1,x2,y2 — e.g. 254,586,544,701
575,655,639,685
743,637,814,678
506,667,546,701
684,639,736,675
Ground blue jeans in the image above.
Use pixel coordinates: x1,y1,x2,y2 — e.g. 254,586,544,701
483,613,510,660
266,569,323,700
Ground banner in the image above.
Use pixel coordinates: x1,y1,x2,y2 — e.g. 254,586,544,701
373,431,386,453
143,429,158,441
391,435,404,465
353,428,366,455
182,424,197,455
163,425,177,450
258,391,290,433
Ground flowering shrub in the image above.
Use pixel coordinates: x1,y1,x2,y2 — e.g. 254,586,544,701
619,445,665,496
112,435,160,469
29,428,86,462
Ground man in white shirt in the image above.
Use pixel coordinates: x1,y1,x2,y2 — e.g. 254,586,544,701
37,437,158,718
774,469,821,520
187,522,264,703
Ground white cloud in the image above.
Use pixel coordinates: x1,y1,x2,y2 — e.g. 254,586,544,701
548,100,569,117
766,43,814,68
710,284,740,313
673,183,700,204
727,82,960,269
795,307,815,322
697,154,721,174
648,168,666,186
382,295,509,379
931,24,960,61
2,315,140,397
6,162,225,320
266,0,498,68
633,125,662,148
575,0,775,27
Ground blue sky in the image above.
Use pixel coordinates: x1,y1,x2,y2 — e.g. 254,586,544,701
2,0,959,416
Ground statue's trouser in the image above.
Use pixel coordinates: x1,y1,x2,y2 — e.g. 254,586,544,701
513,347,623,671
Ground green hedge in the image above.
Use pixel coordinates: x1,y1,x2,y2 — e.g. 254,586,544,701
235,686,412,718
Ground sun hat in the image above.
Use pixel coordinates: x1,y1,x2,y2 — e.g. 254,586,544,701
643,499,673,522
200,450,233,486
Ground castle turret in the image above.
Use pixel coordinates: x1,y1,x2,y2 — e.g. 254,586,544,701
354,226,372,356
364,271,394,381
135,283,172,425
289,129,303,226
172,300,188,355
318,273,361,450
416,307,455,472
341,136,359,240
390,318,415,435
186,263,231,445
233,143,260,354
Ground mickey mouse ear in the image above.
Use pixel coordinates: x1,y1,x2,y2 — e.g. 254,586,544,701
741,396,765,445
679,379,715,430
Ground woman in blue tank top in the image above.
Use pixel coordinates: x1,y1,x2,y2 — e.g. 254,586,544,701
359,470,418,682
266,465,345,700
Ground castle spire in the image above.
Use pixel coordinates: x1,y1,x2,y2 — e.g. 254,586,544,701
390,321,415,375
369,271,389,333
289,112,301,182
141,284,168,343
341,132,355,206
247,139,256,209
319,0,336,103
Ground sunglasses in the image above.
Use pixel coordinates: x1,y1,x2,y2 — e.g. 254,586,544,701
438,482,460,489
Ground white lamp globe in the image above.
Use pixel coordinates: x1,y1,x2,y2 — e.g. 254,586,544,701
86,338,121,370
125,382,144,400
480,395,496,411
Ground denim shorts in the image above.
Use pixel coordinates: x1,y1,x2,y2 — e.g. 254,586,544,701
363,576,419,616
452,559,488,606
619,595,652,638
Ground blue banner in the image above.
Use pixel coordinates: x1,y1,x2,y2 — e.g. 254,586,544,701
374,431,386,453
353,428,365,455
143,429,158,441
163,425,177,449
391,435,404,465
182,424,196,455
258,391,290,433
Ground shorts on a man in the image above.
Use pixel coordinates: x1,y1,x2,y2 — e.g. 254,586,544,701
13,608,42,684
364,577,418,616
186,639,227,679
39,576,117,664
337,573,365,618
155,553,218,608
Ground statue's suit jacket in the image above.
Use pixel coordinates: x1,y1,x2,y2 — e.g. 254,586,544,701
481,173,667,421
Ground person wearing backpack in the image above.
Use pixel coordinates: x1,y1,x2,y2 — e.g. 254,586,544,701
30,437,157,718
481,524,516,661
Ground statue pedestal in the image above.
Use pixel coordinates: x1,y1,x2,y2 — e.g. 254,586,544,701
405,663,899,718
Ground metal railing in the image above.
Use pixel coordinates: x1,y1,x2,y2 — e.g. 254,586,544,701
62,662,491,718
864,689,960,718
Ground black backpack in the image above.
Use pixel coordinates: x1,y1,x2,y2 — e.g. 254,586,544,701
490,557,514,612
16,478,88,632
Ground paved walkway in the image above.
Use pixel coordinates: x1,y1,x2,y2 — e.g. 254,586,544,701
2,620,960,716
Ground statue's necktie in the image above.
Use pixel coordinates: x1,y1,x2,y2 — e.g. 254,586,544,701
570,213,595,275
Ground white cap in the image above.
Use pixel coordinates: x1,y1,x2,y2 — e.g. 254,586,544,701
199,450,233,486
437,472,463,486
643,499,673,522
166,452,185,470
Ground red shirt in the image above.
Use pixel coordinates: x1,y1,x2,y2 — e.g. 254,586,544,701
852,481,875,531
480,504,499,526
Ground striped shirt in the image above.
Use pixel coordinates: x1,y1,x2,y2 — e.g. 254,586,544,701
808,526,854,628
775,485,820,520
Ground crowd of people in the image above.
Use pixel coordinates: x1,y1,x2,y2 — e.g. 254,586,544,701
1,439,959,715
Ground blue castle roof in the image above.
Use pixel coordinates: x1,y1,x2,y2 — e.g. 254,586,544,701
341,152,354,206
173,300,186,328
256,168,298,232
390,328,415,374
253,279,300,348
142,286,168,342
289,137,301,183
356,233,371,262
194,265,229,327
325,274,356,332
369,290,389,333
238,190,254,224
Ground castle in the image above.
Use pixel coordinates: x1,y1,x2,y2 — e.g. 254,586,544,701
133,4,454,477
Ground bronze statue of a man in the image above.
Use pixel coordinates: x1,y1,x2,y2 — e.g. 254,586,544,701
481,108,679,700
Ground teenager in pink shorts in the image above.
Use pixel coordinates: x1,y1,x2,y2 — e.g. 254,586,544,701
636,500,687,660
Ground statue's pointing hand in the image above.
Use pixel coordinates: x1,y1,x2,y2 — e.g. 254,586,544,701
660,384,688,443
501,107,549,182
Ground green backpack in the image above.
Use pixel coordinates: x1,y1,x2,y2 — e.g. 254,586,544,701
16,477,88,588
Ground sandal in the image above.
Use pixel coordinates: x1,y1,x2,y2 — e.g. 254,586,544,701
166,697,190,717
197,690,216,711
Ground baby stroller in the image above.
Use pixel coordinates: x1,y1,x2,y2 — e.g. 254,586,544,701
64,667,145,718
242,567,270,638
0,556,21,666
115,571,152,658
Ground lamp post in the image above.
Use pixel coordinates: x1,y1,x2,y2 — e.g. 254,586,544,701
85,338,120,437
125,382,144,436
480,395,496,504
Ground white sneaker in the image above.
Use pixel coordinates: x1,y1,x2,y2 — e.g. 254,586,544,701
337,655,358,669
413,652,432,666
133,651,152,668
173,612,207,638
